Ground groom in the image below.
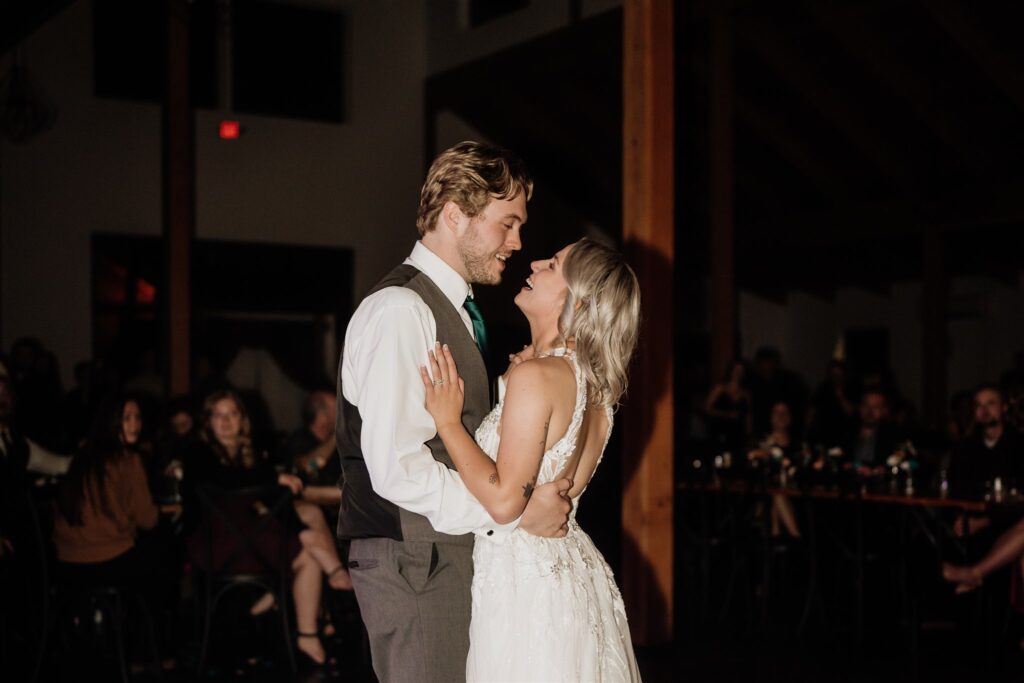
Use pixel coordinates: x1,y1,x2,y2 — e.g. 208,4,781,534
336,141,574,682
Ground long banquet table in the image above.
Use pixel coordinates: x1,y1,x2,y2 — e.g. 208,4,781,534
678,474,1024,669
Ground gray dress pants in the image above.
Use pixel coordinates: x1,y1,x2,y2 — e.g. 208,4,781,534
348,537,474,683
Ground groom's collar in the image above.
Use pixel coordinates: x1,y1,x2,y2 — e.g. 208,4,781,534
405,241,473,311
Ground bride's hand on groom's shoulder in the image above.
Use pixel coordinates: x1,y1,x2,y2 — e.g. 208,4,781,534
420,342,466,433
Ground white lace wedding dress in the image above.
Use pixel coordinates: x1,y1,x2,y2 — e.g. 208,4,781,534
467,352,642,682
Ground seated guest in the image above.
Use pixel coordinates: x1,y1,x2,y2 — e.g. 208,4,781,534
943,515,1024,657
842,389,904,473
0,373,30,559
949,383,1024,499
0,367,71,479
807,360,857,448
748,400,802,538
181,390,349,665
749,346,807,438
750,400,802,461
281,388,340,490
943,512,1024,652
1,366,72,610
166,394,196,440
9,337,67,450
0,374,29,494
119,395,156,473
946,384,1024,543
51,396,159,599
155,394,198,492
278,389,351,614
703,360,752,460
1001,369,1024,437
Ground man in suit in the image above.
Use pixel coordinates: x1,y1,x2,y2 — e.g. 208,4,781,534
335,142,573,682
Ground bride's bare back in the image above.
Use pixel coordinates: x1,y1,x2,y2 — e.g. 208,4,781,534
498,354,611,499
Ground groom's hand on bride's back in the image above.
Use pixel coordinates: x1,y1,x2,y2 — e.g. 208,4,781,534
518,478,573,538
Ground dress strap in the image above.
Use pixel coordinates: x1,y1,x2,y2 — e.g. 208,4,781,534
561,352,588,446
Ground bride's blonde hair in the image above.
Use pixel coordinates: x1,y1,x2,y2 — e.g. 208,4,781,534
559,238,641,409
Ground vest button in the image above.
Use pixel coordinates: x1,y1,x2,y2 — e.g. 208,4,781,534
486,530,494,536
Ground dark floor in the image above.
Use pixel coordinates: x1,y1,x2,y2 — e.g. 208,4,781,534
636,629,1024,683
8,501,1024,682
10,593,1024,682
25,626,1023,682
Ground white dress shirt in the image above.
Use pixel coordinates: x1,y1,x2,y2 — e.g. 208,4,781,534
340,241,515,538
0,426,70,475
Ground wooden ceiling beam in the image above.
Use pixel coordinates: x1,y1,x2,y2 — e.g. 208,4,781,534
735,22,919,197
688,53,854,207
733,90,852,205
916,0,1024,115
678,125,777,212
802,0,991,180
745,177,1024,248
690,55,851,205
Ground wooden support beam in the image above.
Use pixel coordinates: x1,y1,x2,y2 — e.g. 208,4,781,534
922,229,948,429
709,6,736,382
802,0,990,179
622,0,674,645
916,0,1024,115
164,0,193,396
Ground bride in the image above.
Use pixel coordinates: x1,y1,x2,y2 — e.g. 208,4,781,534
419,237,642,682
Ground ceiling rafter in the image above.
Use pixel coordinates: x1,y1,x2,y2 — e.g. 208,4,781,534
735,21,919,198
915,0,1024,115
689,57,852,206
743,177,1024,248
801,0,991,180
734,90,852,206
679,125,777,213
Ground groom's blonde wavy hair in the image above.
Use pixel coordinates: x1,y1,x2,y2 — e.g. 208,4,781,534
559,238,641,409
416,141,533,237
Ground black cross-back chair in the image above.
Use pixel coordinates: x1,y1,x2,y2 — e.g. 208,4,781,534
193,483,296,675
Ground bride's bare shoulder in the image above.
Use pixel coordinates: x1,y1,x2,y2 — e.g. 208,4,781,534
507,356,572,381
505,358,575,404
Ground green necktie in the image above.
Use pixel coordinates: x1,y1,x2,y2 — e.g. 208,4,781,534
463,296,490,362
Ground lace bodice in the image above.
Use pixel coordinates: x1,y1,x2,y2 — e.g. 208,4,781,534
474,350,613,517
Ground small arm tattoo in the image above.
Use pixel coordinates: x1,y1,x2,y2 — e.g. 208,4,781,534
488,472,498,485
522,476,536,500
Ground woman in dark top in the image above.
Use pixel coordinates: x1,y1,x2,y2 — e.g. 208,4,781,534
747,400,803,538
704,359,752,457
182,390,344,665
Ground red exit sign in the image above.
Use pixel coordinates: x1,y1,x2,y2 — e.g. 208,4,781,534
219,120,241,139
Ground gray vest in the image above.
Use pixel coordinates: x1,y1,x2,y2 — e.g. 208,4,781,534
335,264,490,545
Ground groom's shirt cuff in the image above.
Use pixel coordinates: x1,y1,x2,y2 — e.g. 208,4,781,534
472,514,521,542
